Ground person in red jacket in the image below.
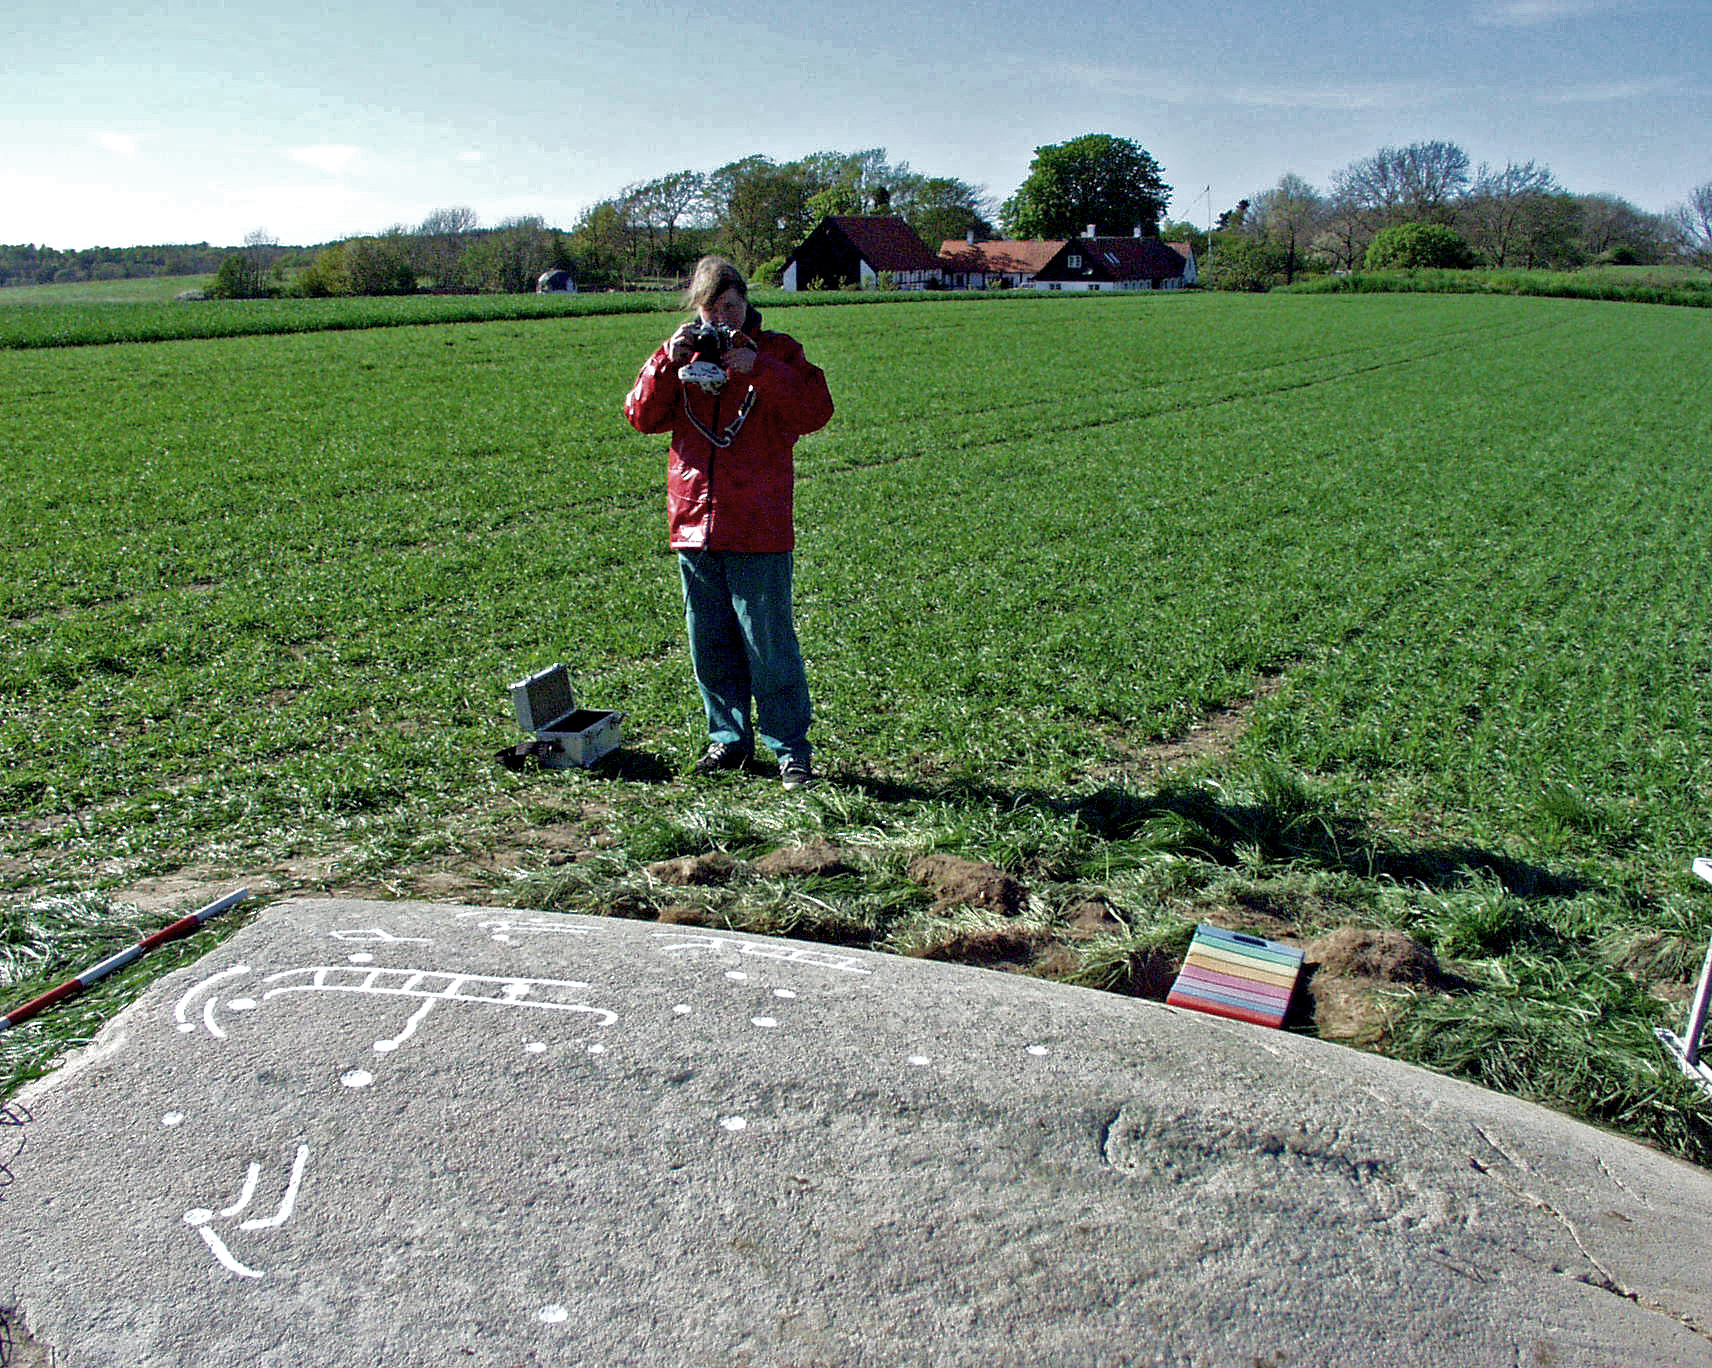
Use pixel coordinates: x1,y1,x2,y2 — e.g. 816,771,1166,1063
624,257,834,788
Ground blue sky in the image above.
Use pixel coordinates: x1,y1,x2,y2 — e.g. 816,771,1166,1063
5,0,1706,248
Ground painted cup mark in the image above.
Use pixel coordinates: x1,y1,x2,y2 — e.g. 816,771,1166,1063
163,1112,185,1126
341,1069,375,1089
228,998,258,1011
348,954,375,965
539,1305,570,1324
587,1043,607,1055
525,1042,548,1054
1026,1044,1049,1057
751,1017,778,1029
907,1055,930,1067
672,1004,693,1016
724,971,749,982
773,988,797,1000
718,1116,748,1132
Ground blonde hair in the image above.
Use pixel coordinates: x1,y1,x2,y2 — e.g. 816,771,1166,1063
682,256,747,313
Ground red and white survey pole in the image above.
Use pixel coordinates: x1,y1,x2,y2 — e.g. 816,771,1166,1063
0,888,250,1035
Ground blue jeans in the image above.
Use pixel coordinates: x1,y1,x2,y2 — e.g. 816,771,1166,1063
677,550,812,764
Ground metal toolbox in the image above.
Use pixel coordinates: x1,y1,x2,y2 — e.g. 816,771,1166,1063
507,664,623,769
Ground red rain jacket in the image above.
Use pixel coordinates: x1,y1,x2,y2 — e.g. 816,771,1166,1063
624,327,833,553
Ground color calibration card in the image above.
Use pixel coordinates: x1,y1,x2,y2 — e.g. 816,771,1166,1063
1166,923,1303,1029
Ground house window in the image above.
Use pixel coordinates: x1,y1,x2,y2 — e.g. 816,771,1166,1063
1067,254,1081,268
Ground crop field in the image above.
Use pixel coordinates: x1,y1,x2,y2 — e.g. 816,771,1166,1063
5,288,1712,1160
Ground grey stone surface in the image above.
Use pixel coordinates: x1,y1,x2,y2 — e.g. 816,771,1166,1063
4,897,1712,1367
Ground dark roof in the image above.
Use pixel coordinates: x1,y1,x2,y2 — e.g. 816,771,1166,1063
820,216,944,273
1037,235,1190,282
938,239,1065,276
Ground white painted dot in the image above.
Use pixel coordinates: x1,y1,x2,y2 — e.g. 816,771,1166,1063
177,1023,196,1034
907,1055,930,1067
724,970,749,981
718,1116,748,1132
228,998,258,1011
162,1112,185,1127
539,1305,569,1325
348,953,374,964
183,1208,213,1226
525,1042,547,1054
751,1017,778,1029
773,988,797,1000
373,1040,400,1053
672,1004,693,1016
341,1069,375,1088
1026,1044,1049,1057
587,1043,607,1055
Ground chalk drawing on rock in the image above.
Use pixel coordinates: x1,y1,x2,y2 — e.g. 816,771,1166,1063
182,1144,309,1280
174,964,619,1062
653,932,872,977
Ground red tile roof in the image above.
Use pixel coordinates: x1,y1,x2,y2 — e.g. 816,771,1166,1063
937,239,1066,276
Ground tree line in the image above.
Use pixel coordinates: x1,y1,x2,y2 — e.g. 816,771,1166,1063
4,136,1707,296
1187,141,1709,290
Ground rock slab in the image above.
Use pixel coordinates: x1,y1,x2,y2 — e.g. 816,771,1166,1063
3,897,1712,1367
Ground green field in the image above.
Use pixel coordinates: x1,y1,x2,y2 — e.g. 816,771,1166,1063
5,289,1712,1160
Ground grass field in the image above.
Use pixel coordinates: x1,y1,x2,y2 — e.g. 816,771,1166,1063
5,288,1712,1161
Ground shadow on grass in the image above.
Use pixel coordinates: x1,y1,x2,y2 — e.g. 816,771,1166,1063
832,768,1594,902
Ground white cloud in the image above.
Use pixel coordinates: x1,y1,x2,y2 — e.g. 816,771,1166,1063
1038,60,1429,112
1474,0,1620,26
286,144,361,175
1539,76,1686,102
93,131,142,157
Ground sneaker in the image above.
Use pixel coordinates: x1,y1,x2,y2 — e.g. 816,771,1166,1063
779,758,817,790
694,740,752,774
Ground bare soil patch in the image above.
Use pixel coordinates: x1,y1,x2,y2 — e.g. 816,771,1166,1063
906,855,1027,915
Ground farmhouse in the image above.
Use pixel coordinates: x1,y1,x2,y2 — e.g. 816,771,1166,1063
1029,229,1198,291
937,237,1066,290
782,216,944,291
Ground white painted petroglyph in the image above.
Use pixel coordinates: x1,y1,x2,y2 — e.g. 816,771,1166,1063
673,1004,693,1016
1026,1045,1050,1056
341,1070,375,1089
456,913,592,945
183,1145,309,1279
174,964,250,1032
718,1116,748,1132
163,1112,185,1126
773,989,797,1000
587,1043,607,1055
654,932,872,976
525,1042,548,1054
331,928,432,945
349,954,374,964
176,965,618,1060
725,971,749,981
539,1305,570,1324
907,1056,930,1067
751,1017,778,1029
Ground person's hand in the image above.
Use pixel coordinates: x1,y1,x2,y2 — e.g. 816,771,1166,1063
724,345,757,375
665,322,697,364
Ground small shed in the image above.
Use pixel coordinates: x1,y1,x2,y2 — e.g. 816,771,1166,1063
1030,230,1195,292
782,216,944,292
536,269,577,294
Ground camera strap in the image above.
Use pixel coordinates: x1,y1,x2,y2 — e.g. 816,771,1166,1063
682,385,757,450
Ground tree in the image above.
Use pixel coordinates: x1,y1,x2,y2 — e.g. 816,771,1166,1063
1000,134,1171,238
704,155,820,271
896,176,994,248
459,217,563,292
1246,174,1323,283
1206,235,1288,291
624,171,709,277
1671,182,1712,269
413,206,479,288
1332,141,1471,231
1364,222,1476,270
1573,194,1674,264
1157,219,1208,261
1461,161,1561,266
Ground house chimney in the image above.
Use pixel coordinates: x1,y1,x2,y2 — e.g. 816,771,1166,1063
1085,223,1097,238
1133,225,1143,238
966,229,976,244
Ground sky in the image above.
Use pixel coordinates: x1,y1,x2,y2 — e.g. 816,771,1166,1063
4,0,1707,249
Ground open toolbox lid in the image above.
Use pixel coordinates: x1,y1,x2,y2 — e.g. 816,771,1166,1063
509,664,580,734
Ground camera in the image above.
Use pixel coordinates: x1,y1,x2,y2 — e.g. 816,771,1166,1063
679,321,736,393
